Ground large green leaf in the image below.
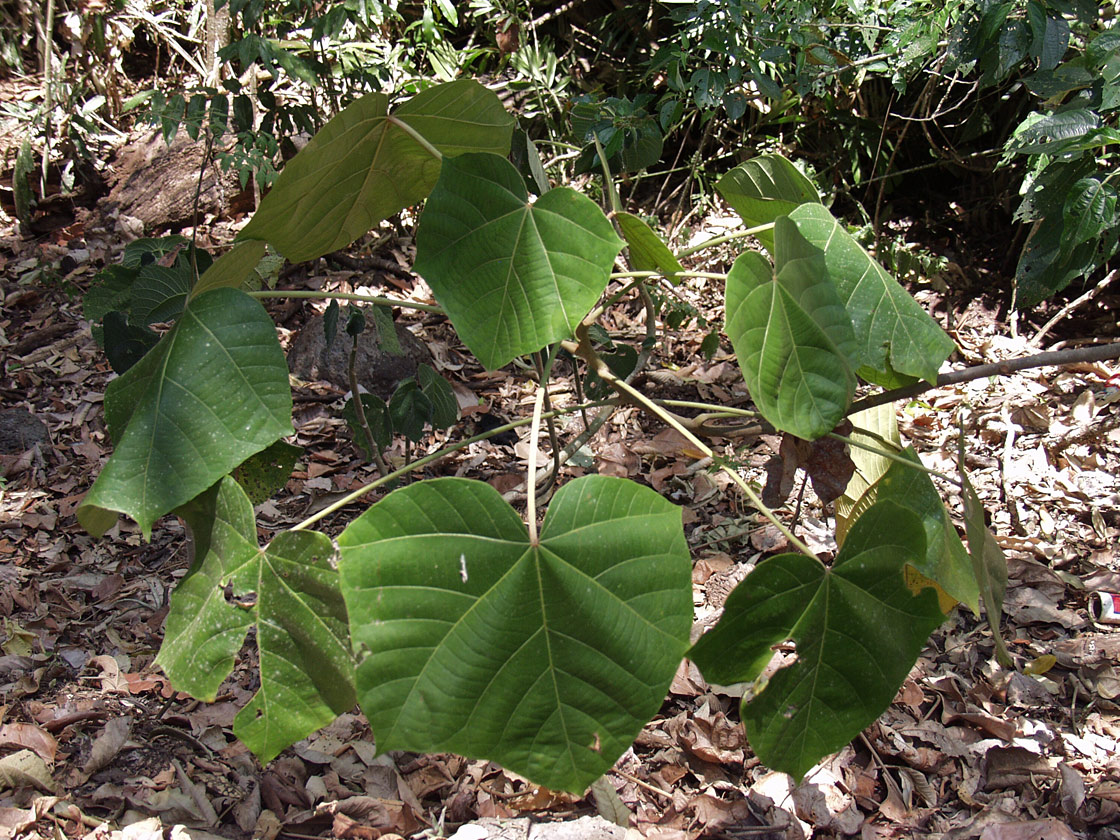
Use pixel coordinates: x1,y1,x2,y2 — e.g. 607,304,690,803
1008,107,1099,154
1015,214,1112,308
157,477,354,763
239,79,515,262
337,475,692,794
414,153,624,370
78,288,292,538
788,203,956,385
716,154,821,251
724,217,858,440
1060,176,1118,258
689,501,945,779
840,444,979,615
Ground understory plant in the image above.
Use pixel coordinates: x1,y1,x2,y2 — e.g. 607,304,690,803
81,77,1004,792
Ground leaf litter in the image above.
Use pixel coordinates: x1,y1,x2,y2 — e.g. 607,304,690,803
1,181,1119,840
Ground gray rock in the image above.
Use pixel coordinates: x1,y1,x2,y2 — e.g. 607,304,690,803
287,310,430,399
0,409,50,454
447,816,633,840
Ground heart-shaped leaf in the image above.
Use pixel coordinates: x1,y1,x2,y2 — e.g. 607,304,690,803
724,217,858,439
239,79,515,262
716,154,821,251
788,203,956,385
689,501,945,779
388,379,432,442
157,477,354,763
337,475,692,793
414,153,624,370
78,288,292,538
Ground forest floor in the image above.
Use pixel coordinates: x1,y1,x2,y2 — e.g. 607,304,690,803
2,125,1120,840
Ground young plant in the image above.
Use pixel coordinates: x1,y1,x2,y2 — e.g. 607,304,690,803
80,77,1000,793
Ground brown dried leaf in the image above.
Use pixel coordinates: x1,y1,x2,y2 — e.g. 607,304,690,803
761,424,855,507
978,819,1078,840
0,723,57,762
0,750,56,793
83,716,132,776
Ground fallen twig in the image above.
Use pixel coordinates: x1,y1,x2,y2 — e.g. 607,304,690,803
849,342,1120,414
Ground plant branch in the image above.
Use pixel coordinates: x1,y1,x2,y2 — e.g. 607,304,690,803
675,223,776,259
566,328,820,562
249,290,444,314
527,384,546,545
849,342,1120,414
290,402,614,531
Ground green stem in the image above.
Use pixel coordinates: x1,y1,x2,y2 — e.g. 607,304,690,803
386,114,442,161
609,270,729,282
40,0,55,197
248,289,444,315
829,430,961,488
593,134,622,216
526,384,546,545
532,347,564,497
290,402,614,531
568,332,820,562
676,224,775,259
659,400,760,418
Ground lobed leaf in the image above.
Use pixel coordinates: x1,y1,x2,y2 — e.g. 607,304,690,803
157,477,354,763
337,475,692,793
689,501,945,779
